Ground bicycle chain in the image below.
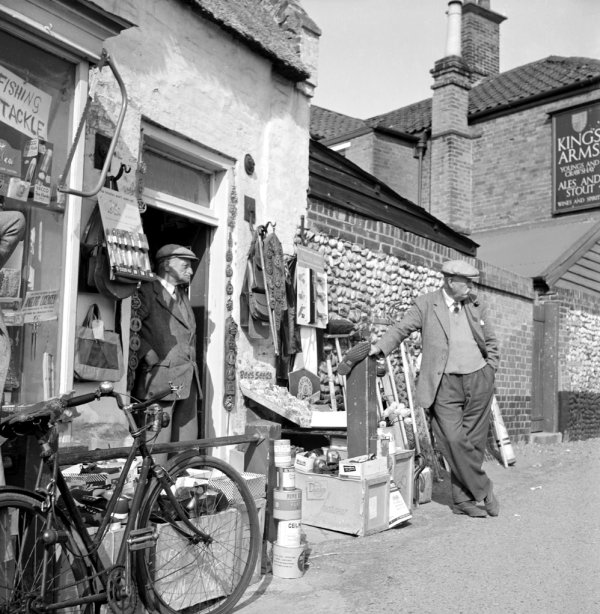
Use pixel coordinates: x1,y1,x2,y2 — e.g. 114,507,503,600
107,565,138,614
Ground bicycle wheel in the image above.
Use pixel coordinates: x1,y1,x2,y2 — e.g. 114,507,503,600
136,455,261,614
0,490,96,614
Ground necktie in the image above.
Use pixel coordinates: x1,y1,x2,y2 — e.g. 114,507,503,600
452,302,460,313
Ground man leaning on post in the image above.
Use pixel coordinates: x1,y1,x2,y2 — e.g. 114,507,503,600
370,259,501,518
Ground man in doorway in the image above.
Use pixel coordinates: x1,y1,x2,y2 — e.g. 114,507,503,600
370,259,500,518
133,244,202,455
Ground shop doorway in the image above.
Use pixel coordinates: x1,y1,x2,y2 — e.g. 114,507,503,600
140,206,211,438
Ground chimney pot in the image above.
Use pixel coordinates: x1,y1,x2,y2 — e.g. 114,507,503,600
445,0,463,57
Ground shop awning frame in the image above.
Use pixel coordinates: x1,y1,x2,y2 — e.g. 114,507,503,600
57,49,128,199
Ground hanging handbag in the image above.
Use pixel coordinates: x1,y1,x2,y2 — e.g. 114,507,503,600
74,303,124,382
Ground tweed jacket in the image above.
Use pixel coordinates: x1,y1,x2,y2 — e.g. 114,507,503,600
133,279,201,402
376,289,500,409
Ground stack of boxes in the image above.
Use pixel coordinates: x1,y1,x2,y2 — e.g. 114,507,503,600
294,443,415,536
271,439,307,579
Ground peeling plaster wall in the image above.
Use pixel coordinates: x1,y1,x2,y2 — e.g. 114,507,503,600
73,0,311,442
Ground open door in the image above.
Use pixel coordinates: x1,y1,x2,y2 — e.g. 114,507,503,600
531,303,559,432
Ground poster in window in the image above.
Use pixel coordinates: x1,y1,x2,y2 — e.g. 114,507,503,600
0,239,23,301
553,102,600,215
0,63,51,140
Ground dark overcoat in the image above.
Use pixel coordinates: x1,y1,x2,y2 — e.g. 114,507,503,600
133,279,201,402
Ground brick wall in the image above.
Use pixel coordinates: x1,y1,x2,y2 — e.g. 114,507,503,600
430,57,473,234
461,7,502,81
306,197,534,442
345,132,375,175
471,90,600,232
371,134,420,204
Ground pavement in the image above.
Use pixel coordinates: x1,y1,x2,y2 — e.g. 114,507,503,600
238,438,600,614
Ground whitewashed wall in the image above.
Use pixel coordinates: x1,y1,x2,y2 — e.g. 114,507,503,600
74,0,312,444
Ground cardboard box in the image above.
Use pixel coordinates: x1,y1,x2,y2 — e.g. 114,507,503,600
295,471,390,536
242,497,266,586
391,449,415,511
338,455,388,479
294,452,315,473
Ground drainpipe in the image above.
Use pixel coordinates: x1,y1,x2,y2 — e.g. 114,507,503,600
413,131,428,209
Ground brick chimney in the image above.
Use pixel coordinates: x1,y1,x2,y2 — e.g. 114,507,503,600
461,0,506,83
261,0,321,96
429,0,474,235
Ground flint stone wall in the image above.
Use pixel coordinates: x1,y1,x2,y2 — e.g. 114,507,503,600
556,288,600,441
306,197,535,442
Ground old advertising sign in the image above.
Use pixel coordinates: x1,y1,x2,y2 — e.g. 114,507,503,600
553,102,600,214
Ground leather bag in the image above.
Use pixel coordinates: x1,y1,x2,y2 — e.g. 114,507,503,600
74,303,124,382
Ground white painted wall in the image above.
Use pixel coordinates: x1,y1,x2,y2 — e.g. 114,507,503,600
75,0,312,444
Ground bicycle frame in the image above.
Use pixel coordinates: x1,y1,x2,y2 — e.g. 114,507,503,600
32,393,213,610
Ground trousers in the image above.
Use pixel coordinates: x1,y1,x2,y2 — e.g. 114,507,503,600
150,380,199,465
431,365,495,504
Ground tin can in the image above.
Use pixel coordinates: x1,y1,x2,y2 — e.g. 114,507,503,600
274,439,292,467
278,466,296,490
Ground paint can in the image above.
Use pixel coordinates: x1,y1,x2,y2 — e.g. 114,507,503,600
273,488,302,520
272,542,307,579
276,519,302,547
273,439,292,467
277,466,296,490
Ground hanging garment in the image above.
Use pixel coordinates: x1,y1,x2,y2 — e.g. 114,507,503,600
240,230,271,339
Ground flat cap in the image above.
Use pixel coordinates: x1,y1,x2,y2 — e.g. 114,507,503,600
441,259,479,278
155,244,198,261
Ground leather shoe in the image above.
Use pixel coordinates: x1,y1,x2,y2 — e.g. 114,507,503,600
452,501,487,518
484,488,500,517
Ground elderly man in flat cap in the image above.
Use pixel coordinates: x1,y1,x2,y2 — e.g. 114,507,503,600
370,259,500,518
133,244,202,456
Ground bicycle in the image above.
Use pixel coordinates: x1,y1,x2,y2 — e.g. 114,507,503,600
0,382,261,614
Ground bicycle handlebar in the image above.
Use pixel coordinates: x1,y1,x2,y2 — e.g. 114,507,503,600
0,382,178,440
64,382,176,412
64,391,103,407
119,387,175,412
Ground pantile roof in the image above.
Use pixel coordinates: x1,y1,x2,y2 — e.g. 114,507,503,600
311,56,600,139
309,105,368,141
187,0,311,82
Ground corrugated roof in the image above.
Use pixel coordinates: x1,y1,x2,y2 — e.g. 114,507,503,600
472,217,600,279
311,56,600,139
187,0,311,82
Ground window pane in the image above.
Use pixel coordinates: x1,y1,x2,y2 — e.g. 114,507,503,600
0,30,73,403
144,150,211,206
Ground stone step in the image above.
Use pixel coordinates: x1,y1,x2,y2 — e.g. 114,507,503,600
527,431,563,445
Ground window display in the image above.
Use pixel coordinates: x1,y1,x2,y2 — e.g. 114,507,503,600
0,30,75,404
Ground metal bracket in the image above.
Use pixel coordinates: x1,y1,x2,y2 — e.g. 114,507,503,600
57,50,128,198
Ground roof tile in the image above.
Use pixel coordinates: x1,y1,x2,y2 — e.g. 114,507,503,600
311,56,600,139
189,0,310,81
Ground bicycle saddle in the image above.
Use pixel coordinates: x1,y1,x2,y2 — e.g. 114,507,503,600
0,397,67,438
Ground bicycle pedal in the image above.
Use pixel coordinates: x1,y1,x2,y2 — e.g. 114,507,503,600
127,527,158,550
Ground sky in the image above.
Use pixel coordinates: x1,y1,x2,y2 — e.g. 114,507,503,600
301,0,600,119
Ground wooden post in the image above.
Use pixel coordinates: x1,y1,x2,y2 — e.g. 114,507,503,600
345,356,378,457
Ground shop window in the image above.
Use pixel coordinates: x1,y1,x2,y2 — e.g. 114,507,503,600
0,30,75,404
141,122,233,226
144,149,211,207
